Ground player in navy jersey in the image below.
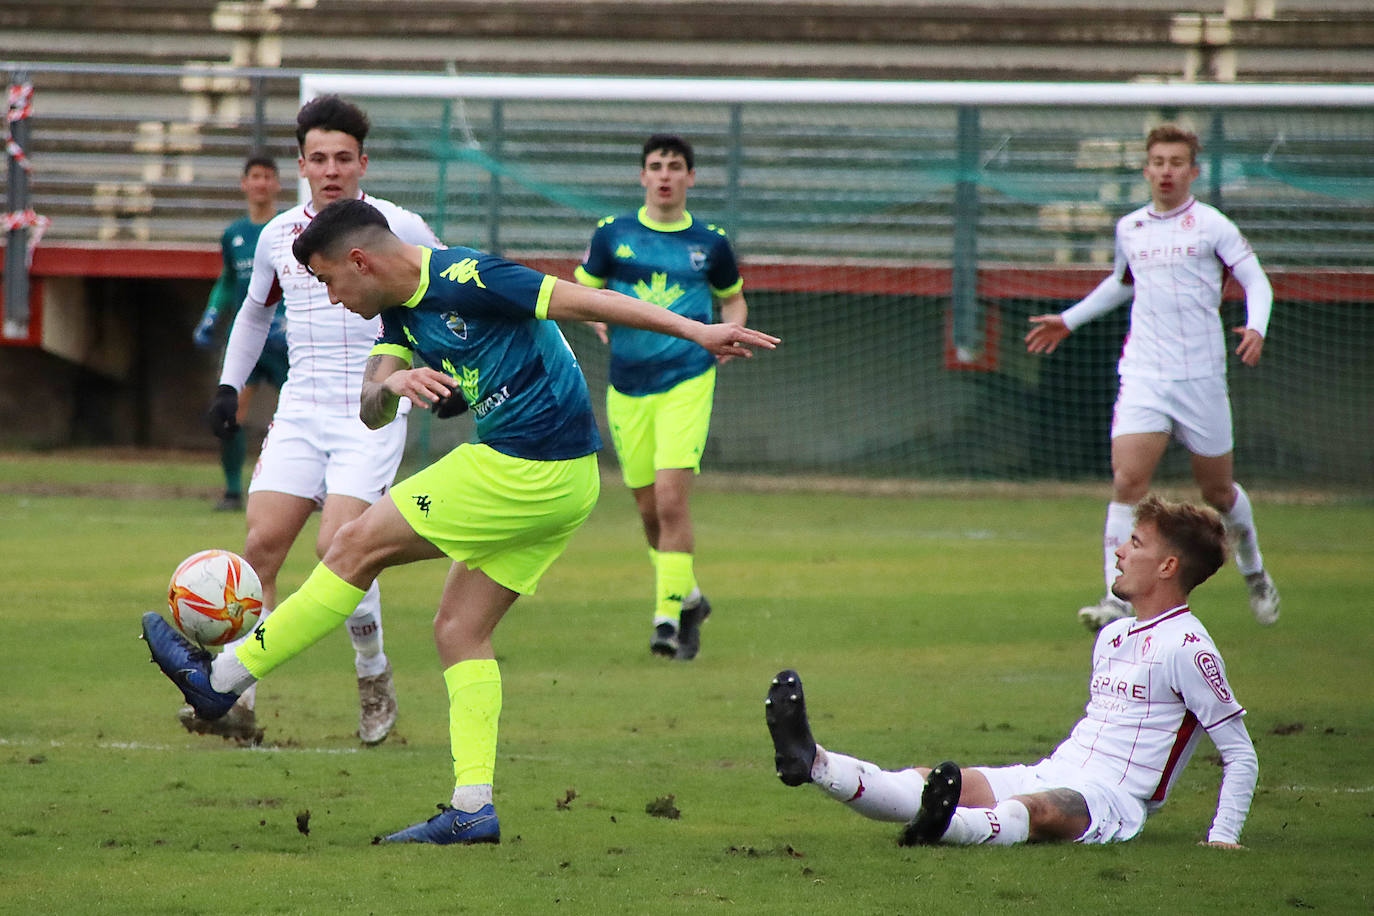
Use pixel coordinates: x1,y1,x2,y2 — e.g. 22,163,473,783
1027,124,1279,631
192,155,287,512
576,133,749,660
141,198,777,845
766,495,1257,850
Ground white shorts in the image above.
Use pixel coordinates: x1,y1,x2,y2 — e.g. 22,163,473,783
1110,374,1233,457
972,758,1148,845
250,410,408,503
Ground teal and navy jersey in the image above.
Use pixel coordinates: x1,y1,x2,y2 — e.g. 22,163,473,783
210,215,286,347
372,246,602,461
576,207,743,396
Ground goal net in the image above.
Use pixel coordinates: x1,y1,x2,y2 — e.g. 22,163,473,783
302,74,1374,489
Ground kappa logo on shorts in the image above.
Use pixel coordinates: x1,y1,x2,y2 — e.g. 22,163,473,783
413,494,432,516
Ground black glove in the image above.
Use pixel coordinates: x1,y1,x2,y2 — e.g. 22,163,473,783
433,390,469,419
207,384,240,440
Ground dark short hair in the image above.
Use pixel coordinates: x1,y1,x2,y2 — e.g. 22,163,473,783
1134,494,1226,592
296,94,370,151
642,133,694,171
292,198,391,268
1146,123,1202,165
242,154,277,175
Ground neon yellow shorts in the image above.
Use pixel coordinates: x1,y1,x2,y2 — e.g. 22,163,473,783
391,443,600,595
606,366,716,490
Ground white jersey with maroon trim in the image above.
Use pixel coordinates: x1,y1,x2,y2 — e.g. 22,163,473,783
1110,197,1258,381
243,193,440,418
1048,605,1246,812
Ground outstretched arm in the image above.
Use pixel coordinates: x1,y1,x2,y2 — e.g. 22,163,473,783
546,279,778,359
1026,274,1133,355
1200,715,1258,848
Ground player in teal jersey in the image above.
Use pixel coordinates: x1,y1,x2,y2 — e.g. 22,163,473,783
141,197,776,844
192,155,288,511
575,133,749,660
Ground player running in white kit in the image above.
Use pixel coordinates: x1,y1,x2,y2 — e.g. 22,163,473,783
1026,123,1279,631
766,495,1258,849
188,95,441,744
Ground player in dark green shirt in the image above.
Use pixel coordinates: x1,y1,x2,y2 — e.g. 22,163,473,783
142,197,776,844
192,155,287,511
576,134,749,661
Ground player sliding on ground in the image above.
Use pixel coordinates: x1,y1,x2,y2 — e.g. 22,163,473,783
143,197,778,845
766,495,1257,849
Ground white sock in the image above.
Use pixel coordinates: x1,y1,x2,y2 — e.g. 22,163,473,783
810,747,925,822
1221,483,1264,576
209,643,256,695
451,784,494,812
236,682,258,712
941,800,1031,846
1104,502,1135,593
347,582,388,677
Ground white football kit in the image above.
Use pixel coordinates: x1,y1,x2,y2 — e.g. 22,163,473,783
976,604,1258,843
1062,197,1273,453
220,193,440,501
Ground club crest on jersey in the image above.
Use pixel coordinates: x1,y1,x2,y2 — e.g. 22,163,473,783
443,312,468,340
1181,213,1196,230
1193,651,1232,702
689,248,707,271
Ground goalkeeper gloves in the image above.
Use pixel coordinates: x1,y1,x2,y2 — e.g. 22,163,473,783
207,384,240,440
192,314,217,349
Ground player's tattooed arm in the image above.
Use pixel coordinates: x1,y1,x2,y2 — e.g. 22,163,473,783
359,353,402,429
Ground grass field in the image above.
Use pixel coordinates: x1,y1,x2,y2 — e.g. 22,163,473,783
1,451,1371,915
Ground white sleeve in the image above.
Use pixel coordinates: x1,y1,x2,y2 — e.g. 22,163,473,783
218,300,273,391
392,209,442,248
1204,715,1258,844
1062,273,1135,331
1229,255,1273,338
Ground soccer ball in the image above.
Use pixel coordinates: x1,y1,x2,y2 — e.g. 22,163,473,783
167,549,264,647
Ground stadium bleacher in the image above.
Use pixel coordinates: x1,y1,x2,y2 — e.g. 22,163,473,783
1,1,1371,477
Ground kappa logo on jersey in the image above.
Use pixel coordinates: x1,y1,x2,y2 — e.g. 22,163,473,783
1111,633,1124,648
254,623,267,650
689,248,706,271
1182,632,1200,645
291,222,306,236
1140,635,1153,658
1193,651,1232,702
440,258,486,288
633,272,685,308
443,312,468,340
615,244,635,259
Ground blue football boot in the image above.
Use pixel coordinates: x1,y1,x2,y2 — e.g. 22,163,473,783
140,611,239,720
377,804,501,845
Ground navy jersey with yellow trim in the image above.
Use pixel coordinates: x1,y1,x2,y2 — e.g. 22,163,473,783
576,207,742,396
372,246,601,461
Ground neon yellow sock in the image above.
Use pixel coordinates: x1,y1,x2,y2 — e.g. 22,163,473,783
235,564,362,679
443,658,502,787
654,551,694,625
